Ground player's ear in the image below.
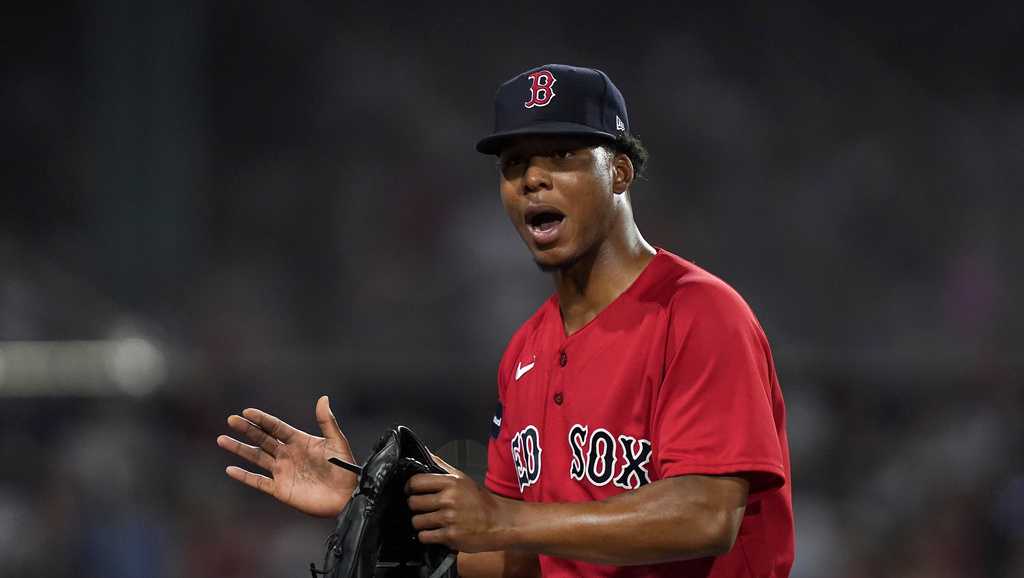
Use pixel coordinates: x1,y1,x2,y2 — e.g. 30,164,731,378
611,150,634,194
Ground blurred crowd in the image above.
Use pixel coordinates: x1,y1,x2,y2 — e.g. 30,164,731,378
1,2,1022,577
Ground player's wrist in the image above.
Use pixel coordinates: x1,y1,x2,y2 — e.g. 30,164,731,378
487,493,526,551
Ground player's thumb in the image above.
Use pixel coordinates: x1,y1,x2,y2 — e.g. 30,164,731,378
429,451,461,476
315,395,345,442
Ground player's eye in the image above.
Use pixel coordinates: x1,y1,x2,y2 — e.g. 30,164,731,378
553,149,575,160
499,156,525,179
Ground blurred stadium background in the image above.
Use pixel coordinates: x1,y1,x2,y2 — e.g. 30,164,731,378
2,2,1022,577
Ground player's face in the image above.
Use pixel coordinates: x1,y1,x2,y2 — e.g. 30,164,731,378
497,135,617,271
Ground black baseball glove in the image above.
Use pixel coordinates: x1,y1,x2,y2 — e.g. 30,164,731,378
310,425,458,578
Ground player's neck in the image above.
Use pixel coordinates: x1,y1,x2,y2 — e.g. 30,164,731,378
553,220,655,336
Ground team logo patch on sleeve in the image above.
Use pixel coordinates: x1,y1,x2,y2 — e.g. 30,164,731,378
490,402,503,438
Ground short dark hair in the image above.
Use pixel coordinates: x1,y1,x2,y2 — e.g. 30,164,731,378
609,133,649,179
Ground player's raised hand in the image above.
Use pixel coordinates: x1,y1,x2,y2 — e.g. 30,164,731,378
217,395,357,518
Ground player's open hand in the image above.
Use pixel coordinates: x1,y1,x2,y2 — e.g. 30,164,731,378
405,455,511,553
217,395,357,518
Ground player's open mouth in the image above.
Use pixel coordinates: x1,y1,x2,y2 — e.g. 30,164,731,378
525,208,565,245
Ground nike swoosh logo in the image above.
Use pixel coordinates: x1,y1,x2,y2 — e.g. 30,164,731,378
515,360,536,381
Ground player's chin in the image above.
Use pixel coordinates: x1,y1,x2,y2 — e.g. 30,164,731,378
515,224,578,271
529,243,578,272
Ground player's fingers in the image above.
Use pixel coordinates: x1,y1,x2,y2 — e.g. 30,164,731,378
241,407,301,443
225,466,276,496
407,492,443,513
416,529,449,546
227,414,281,457
405,473,454,495
217,435,274,471
315,395,346,443
411,511,445,531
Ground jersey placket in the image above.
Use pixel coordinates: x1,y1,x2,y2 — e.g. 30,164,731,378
539,330,571,500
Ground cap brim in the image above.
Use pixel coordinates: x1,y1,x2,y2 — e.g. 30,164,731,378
475,122,618,154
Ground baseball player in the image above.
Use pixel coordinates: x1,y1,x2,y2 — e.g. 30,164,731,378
218,64,793,577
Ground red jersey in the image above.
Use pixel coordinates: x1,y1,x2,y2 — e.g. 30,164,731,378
485,249,794,577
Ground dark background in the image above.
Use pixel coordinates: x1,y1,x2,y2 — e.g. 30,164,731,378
2,2,1022,577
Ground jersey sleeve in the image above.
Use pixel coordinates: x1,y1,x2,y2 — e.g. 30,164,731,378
652,279,786,494
484,332,526,499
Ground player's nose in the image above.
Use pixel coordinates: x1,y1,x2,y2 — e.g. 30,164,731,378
522,160,552,194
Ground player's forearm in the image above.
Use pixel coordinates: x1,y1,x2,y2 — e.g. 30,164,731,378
457,550,540,578
492,476,747,566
